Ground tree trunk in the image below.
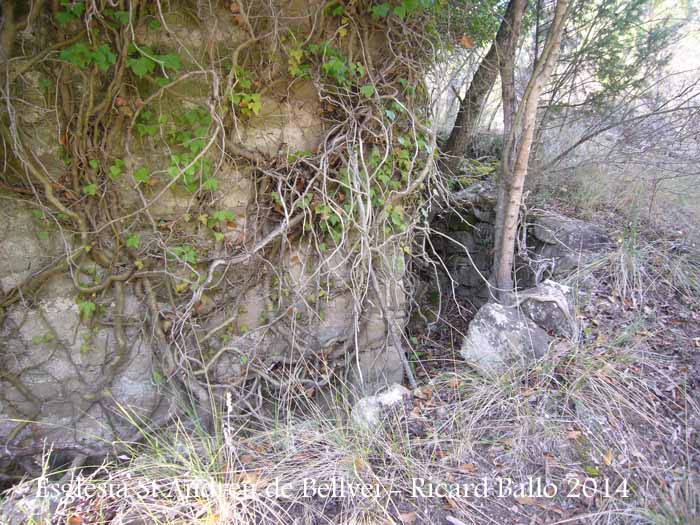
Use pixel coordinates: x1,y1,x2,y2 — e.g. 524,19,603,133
492,0,570,299
492,0,527,282
442,0,528,173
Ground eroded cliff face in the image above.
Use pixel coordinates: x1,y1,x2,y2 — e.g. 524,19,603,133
0,0,437,472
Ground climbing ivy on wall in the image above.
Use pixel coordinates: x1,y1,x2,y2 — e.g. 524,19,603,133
0,0,445,449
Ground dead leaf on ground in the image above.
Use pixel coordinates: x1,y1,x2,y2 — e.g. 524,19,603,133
458,463,478,473
446,376,462,388
514,495,537,505
413,386,433,400
603,448,614,466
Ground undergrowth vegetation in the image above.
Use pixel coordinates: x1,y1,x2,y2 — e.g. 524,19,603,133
1,1,699,524
4,327,696,524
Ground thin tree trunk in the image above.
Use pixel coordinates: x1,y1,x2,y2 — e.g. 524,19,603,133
442,0,528,173
492,0,571,299
492,0,527,285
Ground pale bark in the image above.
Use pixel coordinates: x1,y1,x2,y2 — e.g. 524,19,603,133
492,0,571,298
492,0,527,278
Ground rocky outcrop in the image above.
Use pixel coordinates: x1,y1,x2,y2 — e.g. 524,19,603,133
431,179,613,305
0,1,415,473
460,303,552,376
530,211,612,280
507,279,577,338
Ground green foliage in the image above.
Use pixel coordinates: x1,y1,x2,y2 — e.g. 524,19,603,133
31,333,55,345
127,55,156,78
78,299,97,320
126,233,141,249
127,45,182,79
236,93,262,117
134,167,151,184
207,210,236,229
55,1,85,26
133,105,216,194
446,0,501,46
287,150,313,162
170,245,199,265
109,159,125,180
103,9,131,26
388,204,406,231
360,84,376,98
370,0,435,21
573,0,680,100
371,3,392,19
60,42,92,68
83,183,98,196
230,68,262,117
314,202,345,243
326,3,346,16
288,48,310,78
306,42,366,87
136,111,161,138
60,42,116,71
168,153,216,193
92,45,118,71
165,107,217,193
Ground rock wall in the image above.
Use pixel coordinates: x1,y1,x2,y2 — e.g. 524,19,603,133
0,0,435,474
430,179,613,305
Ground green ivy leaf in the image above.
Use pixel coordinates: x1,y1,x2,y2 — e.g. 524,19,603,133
55,11,74,26
92,44,117,72
127,56,156,78
246,93,262,115
60,42,92,68
134,167,151,183
208,210,236,228
126,233,141,249
109,163,123,180
390,206,404,226
171,246,199,264
360,84,375,98
157,53,182,72
202,177,219,191
78,300,97,320
371,2,391,19
112,10,130,25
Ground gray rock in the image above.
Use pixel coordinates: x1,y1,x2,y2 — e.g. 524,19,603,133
510,280,577,338
532,212,611,251
460,303,552,376
351,384,411,429
0,482,60,525
445,231,477,254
